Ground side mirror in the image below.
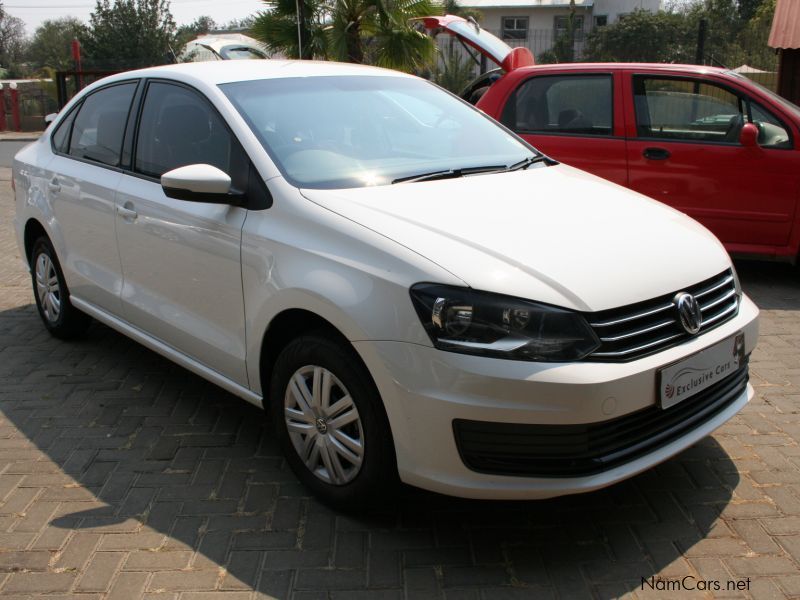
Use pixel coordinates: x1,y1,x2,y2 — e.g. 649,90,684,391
44,113,58,124
161,164,243,204
739,122,759,148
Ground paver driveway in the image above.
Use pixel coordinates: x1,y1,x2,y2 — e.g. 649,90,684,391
1,165,799,599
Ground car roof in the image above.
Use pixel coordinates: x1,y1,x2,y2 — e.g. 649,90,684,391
97,60,414,87
514,62,731,75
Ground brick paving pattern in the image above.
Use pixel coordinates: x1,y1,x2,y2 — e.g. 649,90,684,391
0,165,799,598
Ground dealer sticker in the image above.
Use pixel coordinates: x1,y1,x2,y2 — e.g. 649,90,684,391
658,332,745,409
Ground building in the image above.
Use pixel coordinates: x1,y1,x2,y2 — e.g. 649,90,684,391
768,0,800,105
459,0,661,56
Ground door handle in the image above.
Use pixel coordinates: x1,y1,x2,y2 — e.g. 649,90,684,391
643,147,671,160
47,178,61,193
117,204,138,221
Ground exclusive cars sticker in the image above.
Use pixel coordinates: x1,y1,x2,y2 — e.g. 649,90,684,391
659,333,746,409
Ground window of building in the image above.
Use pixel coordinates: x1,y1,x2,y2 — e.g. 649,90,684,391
502,17,529,40
594,15,608,27
554,15,585,41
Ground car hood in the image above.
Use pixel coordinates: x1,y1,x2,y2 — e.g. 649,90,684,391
300,164,732,312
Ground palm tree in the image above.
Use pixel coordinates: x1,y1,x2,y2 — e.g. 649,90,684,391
251,0,437,72
250,0,329,59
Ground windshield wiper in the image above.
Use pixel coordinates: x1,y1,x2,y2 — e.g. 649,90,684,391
506,155,551,171
392,165,506,184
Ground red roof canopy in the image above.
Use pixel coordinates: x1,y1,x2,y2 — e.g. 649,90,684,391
769,0,800,49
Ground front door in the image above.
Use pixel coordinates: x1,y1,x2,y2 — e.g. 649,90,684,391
115,81,249,385
624,73,798,251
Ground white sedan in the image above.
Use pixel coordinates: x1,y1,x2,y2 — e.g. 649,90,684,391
13,60,758,506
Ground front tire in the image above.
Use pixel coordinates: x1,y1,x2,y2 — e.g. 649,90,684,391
270,333,396,508
30,237,91,339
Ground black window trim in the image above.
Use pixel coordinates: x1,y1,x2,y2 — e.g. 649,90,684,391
50,79,142,172
632,73,795,150
508,72,617,139
128,77,271,210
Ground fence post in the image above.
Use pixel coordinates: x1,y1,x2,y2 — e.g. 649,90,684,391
0,84,5,132
9,82,20,132
696,18,707,65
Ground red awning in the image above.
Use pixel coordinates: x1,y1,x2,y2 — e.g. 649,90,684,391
769,0,800,49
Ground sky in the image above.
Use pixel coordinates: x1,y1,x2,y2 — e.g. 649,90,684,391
7,0,267,36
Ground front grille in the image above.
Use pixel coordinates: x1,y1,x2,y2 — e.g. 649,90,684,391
453,358,748,478
585,269,739,362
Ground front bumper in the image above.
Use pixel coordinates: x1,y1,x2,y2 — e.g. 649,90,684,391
354,294,759,499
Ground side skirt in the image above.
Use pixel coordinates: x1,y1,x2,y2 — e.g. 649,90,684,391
70,296,264,409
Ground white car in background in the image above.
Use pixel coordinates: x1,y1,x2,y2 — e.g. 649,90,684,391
180,34,269,62
13,61,758,507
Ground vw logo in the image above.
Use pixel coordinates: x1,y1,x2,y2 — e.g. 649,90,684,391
674,292,703,335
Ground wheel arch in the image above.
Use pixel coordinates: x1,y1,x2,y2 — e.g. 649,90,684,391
23,218,50,266
257,307,398,466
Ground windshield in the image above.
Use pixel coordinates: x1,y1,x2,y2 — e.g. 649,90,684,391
220,45,267,60
726,71,800,121
221,76,534,189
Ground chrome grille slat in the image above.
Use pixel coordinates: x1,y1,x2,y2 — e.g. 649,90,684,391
699,288,737,312
585,269,739,362
694,275,734,299
591,333,685,358
599,319,674,342
588,303,673,328
700,300,738,326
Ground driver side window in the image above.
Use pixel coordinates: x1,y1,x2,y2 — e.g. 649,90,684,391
634,77,744,144
135,82,236,178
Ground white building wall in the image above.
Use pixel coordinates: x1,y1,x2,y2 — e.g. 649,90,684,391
592,0,661,24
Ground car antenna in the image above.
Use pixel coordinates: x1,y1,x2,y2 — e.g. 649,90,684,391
467,16,481,33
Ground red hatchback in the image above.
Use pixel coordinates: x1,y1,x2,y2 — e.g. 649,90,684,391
425,16,800,262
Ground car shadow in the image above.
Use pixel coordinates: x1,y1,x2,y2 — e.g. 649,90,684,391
0,302,741,598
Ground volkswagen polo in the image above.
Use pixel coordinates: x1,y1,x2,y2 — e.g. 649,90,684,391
13,61,759,506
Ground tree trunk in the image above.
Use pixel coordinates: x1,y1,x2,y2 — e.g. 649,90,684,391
345,21,363,63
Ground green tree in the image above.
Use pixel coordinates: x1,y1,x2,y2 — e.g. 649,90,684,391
27,18,90,70
251,0,436,71
175,15,216,50
583,8,696,63
0,3,27,76
85,0,176,69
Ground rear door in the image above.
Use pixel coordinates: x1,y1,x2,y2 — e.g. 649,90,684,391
498,71,628,186
46,81,138,314
115,80,250,385
624,72,798,250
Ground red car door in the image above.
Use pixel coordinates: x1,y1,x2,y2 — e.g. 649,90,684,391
486,69,628,186
622,70,800,255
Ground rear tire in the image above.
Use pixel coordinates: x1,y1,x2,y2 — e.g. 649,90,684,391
270,333,396,509
30,237,91,339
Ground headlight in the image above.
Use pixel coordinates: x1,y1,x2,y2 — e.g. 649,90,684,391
409,284,600,362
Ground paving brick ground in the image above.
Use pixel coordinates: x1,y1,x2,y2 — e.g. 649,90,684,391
1,165,800,599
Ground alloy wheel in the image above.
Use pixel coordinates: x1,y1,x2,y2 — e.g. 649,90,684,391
35,253,61,323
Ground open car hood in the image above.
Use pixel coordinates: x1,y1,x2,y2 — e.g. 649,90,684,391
417,15,535,72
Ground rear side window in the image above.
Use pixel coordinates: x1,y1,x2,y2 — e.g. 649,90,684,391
135,82,235,178
504,74,613,136
633,77,743,143
51,106,79,154
69,83,137,166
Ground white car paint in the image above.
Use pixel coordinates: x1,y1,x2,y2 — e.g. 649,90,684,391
13,60,759,500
